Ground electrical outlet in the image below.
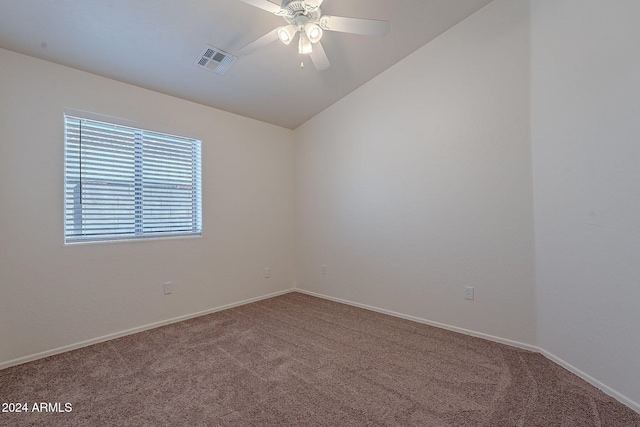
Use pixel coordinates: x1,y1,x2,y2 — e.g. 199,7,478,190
465,286,474,301
264,267,270,279
321,265,327,275
163,282,172,295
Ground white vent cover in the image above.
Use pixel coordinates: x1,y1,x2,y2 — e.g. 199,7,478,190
194,45,237,75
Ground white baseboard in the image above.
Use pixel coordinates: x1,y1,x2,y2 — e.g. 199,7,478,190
294,289,538,352
0,288,295,371
538,348,640,414
3,287,638,414
295,288,640,414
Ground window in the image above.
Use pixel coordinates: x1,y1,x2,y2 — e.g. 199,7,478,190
64,114,202,243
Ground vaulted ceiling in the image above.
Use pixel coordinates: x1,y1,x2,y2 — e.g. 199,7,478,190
0,0,493,129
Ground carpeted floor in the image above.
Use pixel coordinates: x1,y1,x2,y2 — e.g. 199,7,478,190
1,292,639,426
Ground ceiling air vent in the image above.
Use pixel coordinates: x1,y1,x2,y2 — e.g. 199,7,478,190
194,45,237,75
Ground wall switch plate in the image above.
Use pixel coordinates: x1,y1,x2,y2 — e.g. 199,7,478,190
465,286,474,301
321,265,327,275
163,282,172,295
264,267,270,278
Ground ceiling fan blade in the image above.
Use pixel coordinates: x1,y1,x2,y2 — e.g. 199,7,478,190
319,15,390,37
309,41,330,71
238,28,279,55
238,0,282,15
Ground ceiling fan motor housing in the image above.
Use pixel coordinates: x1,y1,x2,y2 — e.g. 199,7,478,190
280,1,321,29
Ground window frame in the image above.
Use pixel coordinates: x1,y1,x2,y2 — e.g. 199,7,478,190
63,109,202,245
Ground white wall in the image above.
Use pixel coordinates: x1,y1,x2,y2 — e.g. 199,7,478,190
532,0,640,408
0,48,296,366
295,0,537,345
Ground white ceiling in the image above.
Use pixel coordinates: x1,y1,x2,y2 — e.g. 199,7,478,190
0,0,493,129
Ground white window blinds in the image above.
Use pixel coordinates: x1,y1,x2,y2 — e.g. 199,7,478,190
64,115,202,243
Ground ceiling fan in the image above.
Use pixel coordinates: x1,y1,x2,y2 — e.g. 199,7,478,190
238,0,390,70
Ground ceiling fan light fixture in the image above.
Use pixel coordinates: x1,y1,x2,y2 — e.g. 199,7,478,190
239,0,391,71
277,25,296,45
304,22,323,43
298,32,313,54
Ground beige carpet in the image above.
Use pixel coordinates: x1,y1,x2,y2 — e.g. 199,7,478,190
1,292,638,426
